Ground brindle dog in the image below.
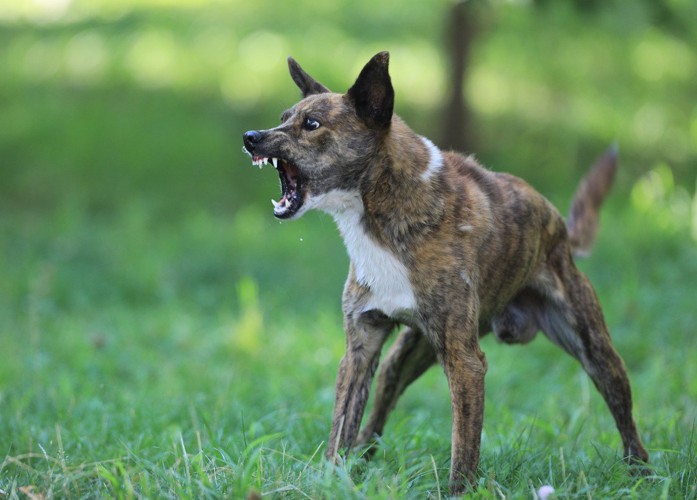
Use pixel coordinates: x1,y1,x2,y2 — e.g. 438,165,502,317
243,52,648,494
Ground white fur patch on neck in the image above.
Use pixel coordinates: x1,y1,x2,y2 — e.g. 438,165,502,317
419,136,444,182
309,189,417,316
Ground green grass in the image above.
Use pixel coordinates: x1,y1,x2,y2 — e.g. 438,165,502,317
2,193,697,498
2,0,697,497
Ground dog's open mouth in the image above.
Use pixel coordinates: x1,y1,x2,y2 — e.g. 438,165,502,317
250,155,304,219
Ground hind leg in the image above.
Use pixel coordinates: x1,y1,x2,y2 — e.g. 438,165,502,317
537,262,649,465
356,327,437,451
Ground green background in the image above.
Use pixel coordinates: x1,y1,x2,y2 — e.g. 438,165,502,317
1,0,696,497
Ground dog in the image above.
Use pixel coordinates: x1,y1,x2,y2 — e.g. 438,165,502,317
242,52,648,494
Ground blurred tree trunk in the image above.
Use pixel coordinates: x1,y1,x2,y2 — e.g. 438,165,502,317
441,0,482,153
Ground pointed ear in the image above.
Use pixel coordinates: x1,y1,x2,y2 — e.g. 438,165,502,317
287,57,330,97
347,51,394,129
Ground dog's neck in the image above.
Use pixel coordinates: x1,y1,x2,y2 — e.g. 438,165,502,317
359,119,448,251
315,121,449,249
310,121,450,316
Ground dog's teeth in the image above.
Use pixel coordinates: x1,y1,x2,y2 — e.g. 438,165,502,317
283,198,291,208
271,199,280,208
272,158,278,168
263,157,268,165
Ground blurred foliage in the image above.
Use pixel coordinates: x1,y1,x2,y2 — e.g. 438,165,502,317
1,0,696,375
1,0,696,353
1,0,696,220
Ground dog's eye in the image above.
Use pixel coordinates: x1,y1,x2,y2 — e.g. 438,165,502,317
303,117,321,131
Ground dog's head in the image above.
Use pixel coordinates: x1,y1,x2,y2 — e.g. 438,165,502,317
243,52,394,219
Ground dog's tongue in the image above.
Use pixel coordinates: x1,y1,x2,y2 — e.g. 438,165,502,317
287,170,299,190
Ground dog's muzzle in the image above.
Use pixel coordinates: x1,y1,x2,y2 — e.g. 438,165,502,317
241,130,305,220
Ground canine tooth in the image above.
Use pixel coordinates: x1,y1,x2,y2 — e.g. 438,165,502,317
271,199,280,208
272,158,278,168
284,198,291,208
263,157,268,165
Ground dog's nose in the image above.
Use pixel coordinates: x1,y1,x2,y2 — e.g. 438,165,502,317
243,130,263,152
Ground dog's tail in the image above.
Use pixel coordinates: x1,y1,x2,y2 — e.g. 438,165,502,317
566,145,618,258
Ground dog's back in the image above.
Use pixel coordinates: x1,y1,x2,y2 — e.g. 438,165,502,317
429,146,617,326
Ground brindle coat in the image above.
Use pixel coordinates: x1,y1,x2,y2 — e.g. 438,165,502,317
243,52,648,494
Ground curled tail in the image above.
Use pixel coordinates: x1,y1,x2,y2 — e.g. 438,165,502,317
567,145,618,258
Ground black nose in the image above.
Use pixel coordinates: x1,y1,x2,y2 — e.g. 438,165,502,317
243,130,263,152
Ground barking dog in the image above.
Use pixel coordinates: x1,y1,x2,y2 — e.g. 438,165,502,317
243,52,648,494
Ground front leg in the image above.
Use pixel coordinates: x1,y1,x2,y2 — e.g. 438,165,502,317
428,305,487,495
356,327,436,453
445,339,487,494
326,287,394,461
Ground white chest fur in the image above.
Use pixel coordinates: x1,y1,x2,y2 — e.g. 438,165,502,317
310,189,417,316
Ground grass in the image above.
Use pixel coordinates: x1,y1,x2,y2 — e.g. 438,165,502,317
2,1,697,497
2,189,697,498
